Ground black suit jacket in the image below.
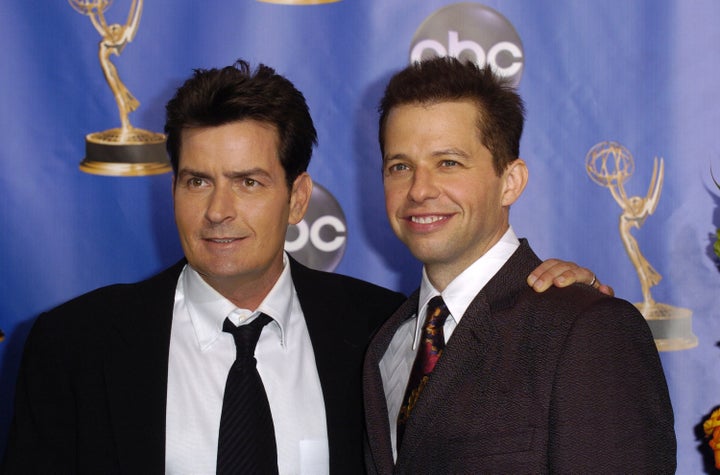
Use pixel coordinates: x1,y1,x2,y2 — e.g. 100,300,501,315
363,240,676,474
3,258,405,474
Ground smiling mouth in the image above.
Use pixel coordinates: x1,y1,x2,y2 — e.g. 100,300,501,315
409,215,448,224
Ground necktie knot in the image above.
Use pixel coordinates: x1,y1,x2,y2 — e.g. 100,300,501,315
424,295,450,341
223,313,273,360
418,296,450,375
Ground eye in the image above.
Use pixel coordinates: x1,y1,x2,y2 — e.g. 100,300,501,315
386,163,409,174
440,159,459,167
243,177,258,187
187,177,206,188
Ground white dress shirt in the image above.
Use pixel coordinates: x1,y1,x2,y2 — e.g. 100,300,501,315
165,254,328,475
379,227,520,460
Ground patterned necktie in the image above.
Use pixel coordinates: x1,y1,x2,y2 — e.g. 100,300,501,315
217,313,279,475
396,296,450,448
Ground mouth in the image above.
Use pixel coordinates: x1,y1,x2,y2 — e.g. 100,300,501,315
409,215,449,224
402,213,453,233
202,236,245,245
207,238,237,243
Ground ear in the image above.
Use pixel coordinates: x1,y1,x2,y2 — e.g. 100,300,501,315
288,172,313,225
501,158,528,207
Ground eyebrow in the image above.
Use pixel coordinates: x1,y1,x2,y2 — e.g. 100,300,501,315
382,153,405,164
383,148,469,163
432,148,469,158
177,167,211,180
225,167,273,181
177,167,273,181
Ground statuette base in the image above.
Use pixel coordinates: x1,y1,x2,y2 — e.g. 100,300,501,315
80,128,171,177
636,302,699,351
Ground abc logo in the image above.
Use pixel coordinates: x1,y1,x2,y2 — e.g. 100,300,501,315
410,3,524,86
285,183,347,272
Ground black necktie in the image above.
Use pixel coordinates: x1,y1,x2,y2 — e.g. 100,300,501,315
217,313,279,475
396,296,451,448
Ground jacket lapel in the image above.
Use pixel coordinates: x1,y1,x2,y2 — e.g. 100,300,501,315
393,289,498,471
289,258,378,474
363,292,420,474
104,261,183,473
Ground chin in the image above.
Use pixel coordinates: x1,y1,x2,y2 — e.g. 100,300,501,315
403,239,441,259
406,247,441,265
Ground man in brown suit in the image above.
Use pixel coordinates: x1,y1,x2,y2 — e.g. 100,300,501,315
363,57,676,474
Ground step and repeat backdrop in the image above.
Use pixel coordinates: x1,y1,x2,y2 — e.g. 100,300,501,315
2,0,720,471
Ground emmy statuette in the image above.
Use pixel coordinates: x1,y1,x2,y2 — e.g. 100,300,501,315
69,0,170,176
586,141,697,351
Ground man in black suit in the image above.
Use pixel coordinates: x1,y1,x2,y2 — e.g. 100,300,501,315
363,57,676,474
3,59,604,474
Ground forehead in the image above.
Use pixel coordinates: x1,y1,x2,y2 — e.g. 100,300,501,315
384,100,482,147
389,99,478,127
179,120,281,167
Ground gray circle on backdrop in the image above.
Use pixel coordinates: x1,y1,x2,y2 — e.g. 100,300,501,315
285,183,347,272
409,2,524,86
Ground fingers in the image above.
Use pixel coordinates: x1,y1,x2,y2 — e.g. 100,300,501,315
527,259,583,292
596,283,615,297
527,259,612,294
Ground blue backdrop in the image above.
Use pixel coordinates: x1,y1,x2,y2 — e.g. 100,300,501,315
2,1,719,472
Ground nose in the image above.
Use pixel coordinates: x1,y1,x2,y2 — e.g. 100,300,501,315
407,167,439,203
205,184,236,224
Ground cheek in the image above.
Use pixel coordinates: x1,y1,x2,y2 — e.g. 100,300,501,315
456,177,500,206
385,198,400,223
383,185,402,212
250,200,290,233
174,197,203,228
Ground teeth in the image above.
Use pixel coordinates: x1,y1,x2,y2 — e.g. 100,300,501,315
411,215,445,224
212,239,234,243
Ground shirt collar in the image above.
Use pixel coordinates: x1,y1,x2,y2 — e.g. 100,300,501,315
414,227,520,348
182,253,294,351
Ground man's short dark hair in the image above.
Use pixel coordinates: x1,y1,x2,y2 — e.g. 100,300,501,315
378,56,525,175
165,59,317,188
